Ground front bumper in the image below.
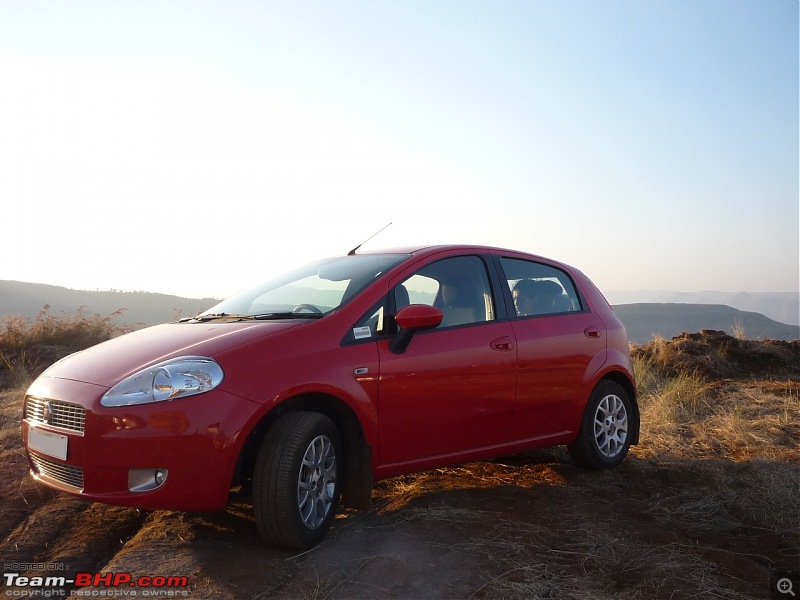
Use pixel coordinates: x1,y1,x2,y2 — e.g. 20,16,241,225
22,376,260,511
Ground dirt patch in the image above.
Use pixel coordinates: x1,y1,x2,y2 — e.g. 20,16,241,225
2,334,799,599
3,441,798,598
5,454,797,599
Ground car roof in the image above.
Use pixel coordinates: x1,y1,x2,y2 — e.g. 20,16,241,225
355,244,499,256
354,244,567,267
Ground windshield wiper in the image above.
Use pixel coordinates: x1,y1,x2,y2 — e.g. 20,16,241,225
248,312,324,320
179,313,249,323
180,311,324,323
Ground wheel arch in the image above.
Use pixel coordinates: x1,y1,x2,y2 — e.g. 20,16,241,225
599,370,639,445
233,392,373,511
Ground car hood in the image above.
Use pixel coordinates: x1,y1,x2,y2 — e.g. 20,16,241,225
37,321,303,388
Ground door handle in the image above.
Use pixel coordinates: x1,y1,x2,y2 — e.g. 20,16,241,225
490,336,515,351
584,328,602,339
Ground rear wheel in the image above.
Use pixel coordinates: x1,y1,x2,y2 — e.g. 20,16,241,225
253,411,342,549
568,381,633,470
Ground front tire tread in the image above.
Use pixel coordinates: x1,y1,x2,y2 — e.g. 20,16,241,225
252,411,341,550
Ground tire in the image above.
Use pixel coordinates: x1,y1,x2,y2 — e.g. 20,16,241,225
252,411,342,550
568,380,633,470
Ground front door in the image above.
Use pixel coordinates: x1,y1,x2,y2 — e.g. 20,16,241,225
377,255,517,465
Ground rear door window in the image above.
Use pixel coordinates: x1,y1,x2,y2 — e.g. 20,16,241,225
500,257,582,318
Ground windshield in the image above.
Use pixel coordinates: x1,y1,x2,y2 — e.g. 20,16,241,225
197,253,409,319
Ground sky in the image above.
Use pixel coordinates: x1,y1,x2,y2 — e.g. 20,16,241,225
1,0,797,300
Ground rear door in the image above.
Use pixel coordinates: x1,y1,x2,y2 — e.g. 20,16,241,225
497,255,606,441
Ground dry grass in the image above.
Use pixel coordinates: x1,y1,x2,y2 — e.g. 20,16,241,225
632,333,800,463
0,305,132,389
370,479,767,600
633,330,800,380
0,389,24,446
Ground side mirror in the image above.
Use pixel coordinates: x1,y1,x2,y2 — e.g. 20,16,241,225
390,304,443,354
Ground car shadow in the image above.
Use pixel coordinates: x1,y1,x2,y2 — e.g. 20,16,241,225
181,449,796,599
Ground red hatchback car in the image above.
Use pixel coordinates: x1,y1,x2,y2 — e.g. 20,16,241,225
22,245,638,549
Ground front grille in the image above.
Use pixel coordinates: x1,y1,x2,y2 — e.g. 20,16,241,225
29,452,85,489
25,397,85,434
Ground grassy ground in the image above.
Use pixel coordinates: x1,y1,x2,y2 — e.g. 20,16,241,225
1,316,798,599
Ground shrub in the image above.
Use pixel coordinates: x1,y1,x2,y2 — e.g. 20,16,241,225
632,330,800,380
0,305,133,389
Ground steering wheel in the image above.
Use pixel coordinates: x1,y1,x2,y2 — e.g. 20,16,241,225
291,303,323,315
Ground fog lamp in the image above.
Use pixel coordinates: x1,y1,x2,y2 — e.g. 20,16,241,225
128,468,169,492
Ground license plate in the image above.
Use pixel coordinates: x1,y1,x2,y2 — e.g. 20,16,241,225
28,427,68,461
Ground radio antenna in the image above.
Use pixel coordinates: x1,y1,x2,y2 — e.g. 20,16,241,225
348,222,392,255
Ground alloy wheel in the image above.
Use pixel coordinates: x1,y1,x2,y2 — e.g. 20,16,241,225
593,394,629,458
297,434,337,529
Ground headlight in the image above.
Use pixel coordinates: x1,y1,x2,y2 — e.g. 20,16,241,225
101,356,224,407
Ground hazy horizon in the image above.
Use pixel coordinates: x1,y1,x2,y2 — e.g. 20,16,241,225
2,1,797,300
2,277,798,328
4,275,798,302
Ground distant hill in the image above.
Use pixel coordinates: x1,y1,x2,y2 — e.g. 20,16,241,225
613,303,800,344
2,280,798,344
606,290,799,326
0,280,219,327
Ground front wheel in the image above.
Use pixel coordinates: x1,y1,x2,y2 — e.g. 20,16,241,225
252,411,342,549
568,381,633,470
